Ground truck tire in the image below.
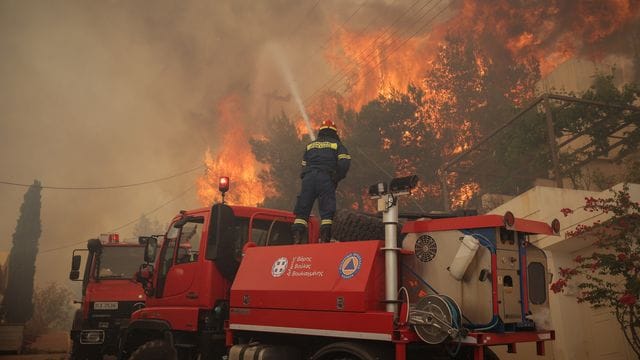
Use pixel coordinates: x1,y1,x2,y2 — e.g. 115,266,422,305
311,341,392,360
128,340,177,360
332,210,385,242
69,342,101,360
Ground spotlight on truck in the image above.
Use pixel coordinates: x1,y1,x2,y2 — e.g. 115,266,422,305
389,175,419,194
368,182,388,198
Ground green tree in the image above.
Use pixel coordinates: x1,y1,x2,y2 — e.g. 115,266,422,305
1,180,42,324
249,112,305,210
552,186,640,357
554,73,640,163
482,72,640,195
24,282,73,338
132,214,164,238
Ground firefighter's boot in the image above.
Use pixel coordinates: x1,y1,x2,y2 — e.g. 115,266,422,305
320,224,332,243
291,224,305,244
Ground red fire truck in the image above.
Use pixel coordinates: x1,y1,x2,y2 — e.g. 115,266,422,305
121,176,558,360
68,233,149,359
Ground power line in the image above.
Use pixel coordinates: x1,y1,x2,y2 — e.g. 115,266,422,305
308,0,447,107
109,185,195,233
288,0,323,39
311,0,371,57
339,0,448,94
38,184,195,254
302,0,431,106
0,164,204,190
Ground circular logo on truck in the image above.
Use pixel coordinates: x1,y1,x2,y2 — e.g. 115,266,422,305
271,257,289,278
339,253,362,279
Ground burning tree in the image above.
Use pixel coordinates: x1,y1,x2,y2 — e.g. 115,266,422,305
338,85,439,211
197,95,276,207
422,33,540,207
551,186,640,357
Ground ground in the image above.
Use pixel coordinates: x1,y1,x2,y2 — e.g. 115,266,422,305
0,331,67,359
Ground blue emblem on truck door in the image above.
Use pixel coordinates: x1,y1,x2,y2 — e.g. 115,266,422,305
339,253,362,279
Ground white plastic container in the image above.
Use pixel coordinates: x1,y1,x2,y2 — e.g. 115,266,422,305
448,235,480,280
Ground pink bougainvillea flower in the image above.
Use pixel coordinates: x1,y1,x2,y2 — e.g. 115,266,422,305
560,208,574,217
550,279,567,293
619,293,637,306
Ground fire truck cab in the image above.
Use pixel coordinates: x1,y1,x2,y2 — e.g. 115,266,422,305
68,233,147,359
119,205,320,359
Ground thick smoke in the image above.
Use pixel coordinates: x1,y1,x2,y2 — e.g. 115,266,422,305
0,0,342,285
0,0,638,288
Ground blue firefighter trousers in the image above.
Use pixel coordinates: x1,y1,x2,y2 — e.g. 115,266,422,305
293,169,336,222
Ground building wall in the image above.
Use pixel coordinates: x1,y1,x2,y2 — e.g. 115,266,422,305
488,184,639,360
537,56,635,94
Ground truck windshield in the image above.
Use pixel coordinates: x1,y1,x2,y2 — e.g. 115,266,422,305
97,246,145,279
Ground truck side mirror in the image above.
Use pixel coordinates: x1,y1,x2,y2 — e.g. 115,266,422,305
136,263,155,297
69,254,82,280
206,204,236,261
144,237,158,263
138,236,155,245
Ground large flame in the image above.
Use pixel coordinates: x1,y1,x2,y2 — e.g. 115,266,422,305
196,95,274,206
450,0,639,75
325,27,433,110
326,0,640,110
198,1,639,209
320,0,640,207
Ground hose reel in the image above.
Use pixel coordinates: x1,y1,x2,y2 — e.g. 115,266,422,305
410,294,466,344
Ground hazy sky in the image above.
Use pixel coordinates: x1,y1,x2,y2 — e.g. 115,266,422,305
0,0,421,287
1,0,636,289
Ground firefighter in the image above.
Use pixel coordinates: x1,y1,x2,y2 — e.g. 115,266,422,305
292,120,351,243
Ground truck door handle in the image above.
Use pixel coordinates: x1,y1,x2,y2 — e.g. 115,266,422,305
186,292,198,299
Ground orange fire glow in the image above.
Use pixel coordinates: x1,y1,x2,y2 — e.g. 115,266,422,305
320,0,639,206
450,0,639,75
326,27,433,110
196,95,275,206
199,1,638,210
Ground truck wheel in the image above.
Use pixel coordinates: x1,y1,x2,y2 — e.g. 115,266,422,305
332,210,385,242
70,341,101,360
311,341,391,360
128,340,177,360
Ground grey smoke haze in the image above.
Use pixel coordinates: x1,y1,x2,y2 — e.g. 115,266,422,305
0,0,420,287
2,0,636,289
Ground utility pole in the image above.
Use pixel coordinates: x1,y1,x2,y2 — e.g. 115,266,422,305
543,95,563,188
264,90,291,120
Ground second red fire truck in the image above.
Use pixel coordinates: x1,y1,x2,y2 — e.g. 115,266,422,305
69,233,149,359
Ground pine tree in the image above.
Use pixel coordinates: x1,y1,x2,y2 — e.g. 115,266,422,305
1,180,42,324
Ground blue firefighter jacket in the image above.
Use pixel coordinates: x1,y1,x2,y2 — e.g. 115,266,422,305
300,130,351,182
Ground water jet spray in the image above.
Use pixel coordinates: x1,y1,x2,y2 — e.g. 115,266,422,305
268,43,316,141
